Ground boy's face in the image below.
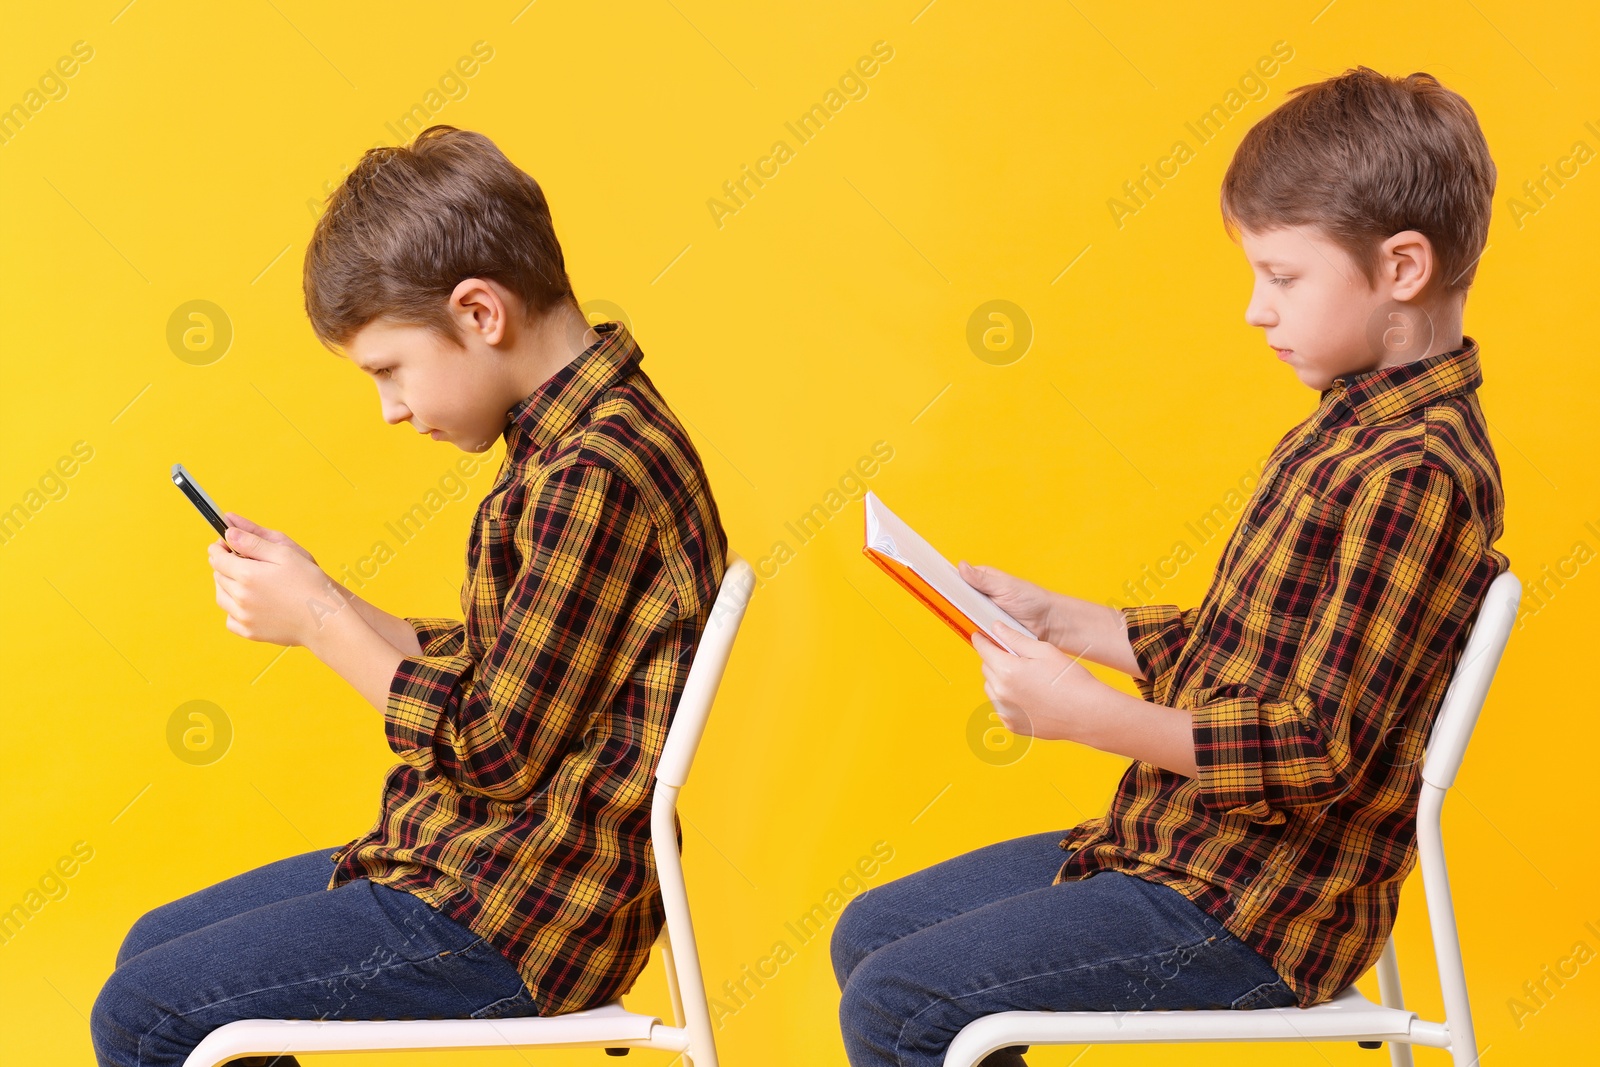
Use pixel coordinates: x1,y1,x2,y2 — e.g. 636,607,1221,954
1239,223,1427,391
343,318,510,454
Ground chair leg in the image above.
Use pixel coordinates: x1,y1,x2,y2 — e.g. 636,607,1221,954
658,926,686,1029
1375,936,1415,1067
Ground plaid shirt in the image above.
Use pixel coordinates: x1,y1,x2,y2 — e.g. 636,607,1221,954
328,321,728,1016
1056,337,1508,1008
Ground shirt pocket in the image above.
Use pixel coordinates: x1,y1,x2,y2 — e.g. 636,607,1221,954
1222,487,1341,619
1202,489,1341,695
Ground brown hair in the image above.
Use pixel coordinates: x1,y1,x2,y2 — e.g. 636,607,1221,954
303,125,577,350
1220,66,1496,293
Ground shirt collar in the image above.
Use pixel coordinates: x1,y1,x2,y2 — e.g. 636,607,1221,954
502,319,642,461
1327,335,1482,425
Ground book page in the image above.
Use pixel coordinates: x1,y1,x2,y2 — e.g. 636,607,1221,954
864,491,1036,650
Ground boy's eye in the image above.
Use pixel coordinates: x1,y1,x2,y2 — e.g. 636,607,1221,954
373,367,392,378
1269,276,1293,287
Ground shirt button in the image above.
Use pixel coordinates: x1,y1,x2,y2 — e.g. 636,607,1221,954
1331,377,1347,388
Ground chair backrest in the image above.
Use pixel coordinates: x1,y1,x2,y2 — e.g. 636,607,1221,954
656,554,758,791
1410,569,1518,1066
646,553,756,1067
1420,570,1521,791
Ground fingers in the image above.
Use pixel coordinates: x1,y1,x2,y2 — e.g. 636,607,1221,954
991,622,1019,651
213,565,244,598
998,703,1034,737
223,526,279,560
226,513,316,562
991,620,1035,652
959,559,995,590
225,512,285,543
213,569,260,639
213,573,243,617
210,538,259,574
963,560,1021,599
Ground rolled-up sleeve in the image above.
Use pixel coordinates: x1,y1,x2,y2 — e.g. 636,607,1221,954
405,617,466,657
1190,462,1470,822
384,461,662,802
1122,603,1201,705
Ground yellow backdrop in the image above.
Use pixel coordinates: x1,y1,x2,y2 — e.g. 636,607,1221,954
3,2,1594,1063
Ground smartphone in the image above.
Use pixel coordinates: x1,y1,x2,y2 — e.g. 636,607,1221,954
171,463,229,538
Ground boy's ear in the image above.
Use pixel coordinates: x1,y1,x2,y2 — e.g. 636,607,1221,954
1381,230,1436,301
448,276,510,345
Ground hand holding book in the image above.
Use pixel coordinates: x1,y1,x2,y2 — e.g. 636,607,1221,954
861,491,1039,655
956,560,1064,648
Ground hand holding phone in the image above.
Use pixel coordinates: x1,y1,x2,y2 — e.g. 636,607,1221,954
222,512,319,565
172,464,324,566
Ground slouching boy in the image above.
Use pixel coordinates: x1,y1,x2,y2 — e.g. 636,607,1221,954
93,126,728,1065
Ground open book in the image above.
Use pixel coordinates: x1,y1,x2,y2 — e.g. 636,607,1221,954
862,490,1036,656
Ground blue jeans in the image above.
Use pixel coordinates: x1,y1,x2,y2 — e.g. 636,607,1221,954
831,829,1296,1067
90,845,538,1066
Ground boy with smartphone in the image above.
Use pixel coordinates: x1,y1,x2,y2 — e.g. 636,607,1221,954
831,67,1508,1067
93,126,728,1065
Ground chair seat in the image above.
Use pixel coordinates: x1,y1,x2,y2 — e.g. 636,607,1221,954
183,1000,660,1062
945,984,1417,1063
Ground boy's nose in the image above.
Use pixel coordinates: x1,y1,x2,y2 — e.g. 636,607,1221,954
1244,290,1276,329
381,396,410,426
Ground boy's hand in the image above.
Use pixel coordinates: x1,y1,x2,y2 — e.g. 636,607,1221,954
222,511,318,564
971,621,1106,742
209,526,349,647
958,560,1059,646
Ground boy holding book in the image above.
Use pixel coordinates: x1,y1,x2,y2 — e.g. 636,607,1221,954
832,67,1507,1067
91,126,728,1066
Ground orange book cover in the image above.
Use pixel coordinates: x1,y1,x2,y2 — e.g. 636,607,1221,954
864,547,983,647
861,490,1034,655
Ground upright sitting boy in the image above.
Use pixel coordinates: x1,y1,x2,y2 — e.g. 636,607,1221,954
91,126,728,1066
831,68,1508,1067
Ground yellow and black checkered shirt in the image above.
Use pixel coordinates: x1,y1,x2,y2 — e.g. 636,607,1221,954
328,320,728,1016
1055,337,1508,1008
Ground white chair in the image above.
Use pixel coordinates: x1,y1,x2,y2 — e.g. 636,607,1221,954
945,569,1521,1067
182,553,758,1067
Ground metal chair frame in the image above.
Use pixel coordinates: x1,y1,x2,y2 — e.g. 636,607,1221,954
183,554,758,1067
945,571,1522,1067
